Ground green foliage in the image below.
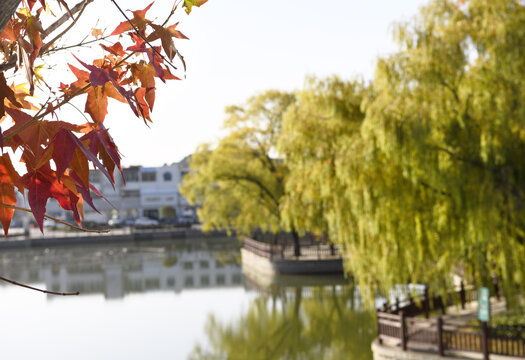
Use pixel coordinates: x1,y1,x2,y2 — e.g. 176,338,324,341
279,0,525,306
491,308,525,327
188,286,376,360
180,91,295,236
182,0,525,307
160,206,176,219
279,76,366,237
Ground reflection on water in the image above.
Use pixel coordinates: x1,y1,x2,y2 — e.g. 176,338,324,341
0,238,376,359
0,238,243,299
190,273,376,360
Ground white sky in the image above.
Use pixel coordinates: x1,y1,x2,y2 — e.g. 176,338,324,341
43,0,429,167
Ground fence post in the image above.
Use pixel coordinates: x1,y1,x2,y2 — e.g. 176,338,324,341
377,312,383,345
481,321,489,360
493,277,500,301
400,311,407,351
460,281,466,309
440,296,446,314
437,316,444,357
424,286,430,319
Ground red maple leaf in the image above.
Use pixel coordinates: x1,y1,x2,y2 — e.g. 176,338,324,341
0,154,20,236
0,73,22,118
146,23,188,61
110,2,154,36
18,169,53,232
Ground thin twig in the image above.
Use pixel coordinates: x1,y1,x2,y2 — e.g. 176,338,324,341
108,0,178,72
161,0,183,27
40,0,93,55
0,204,110,233
45,34,113,54
0,276,79,296
42,0,94,39
2,83,91,142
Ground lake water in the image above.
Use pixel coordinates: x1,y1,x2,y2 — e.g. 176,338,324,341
0,237,376,359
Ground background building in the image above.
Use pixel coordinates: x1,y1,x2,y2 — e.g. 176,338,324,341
46,157,196,224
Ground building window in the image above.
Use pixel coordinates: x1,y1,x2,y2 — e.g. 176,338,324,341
145,197,161,202
163,172,172,181
184,277,194,287
200,275,210,286
216,275,225,285
145,279,160,290
183,262,193,270
141,171,156,182
121,190,140,198
143,209,159,219
123,167,139,182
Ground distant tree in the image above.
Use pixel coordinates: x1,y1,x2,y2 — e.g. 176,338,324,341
179,91,304,255
160,205,176,220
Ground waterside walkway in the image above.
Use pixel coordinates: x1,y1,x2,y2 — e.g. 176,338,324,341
374,287,524,360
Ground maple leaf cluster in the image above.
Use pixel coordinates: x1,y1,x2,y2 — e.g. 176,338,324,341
0,0,207,235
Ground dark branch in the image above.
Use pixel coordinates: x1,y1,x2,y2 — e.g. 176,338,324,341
109,0,179,72
0,0,21,34
0,275,79,296
42,0,94,40
40,0,94,55
215,173,281,209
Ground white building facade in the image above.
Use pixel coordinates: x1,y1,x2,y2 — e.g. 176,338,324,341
46,158,196,224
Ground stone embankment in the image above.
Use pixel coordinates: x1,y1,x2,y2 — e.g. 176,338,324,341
0,227,226,248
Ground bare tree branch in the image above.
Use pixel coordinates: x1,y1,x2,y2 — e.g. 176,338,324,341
0,54,17,71
109,0,178,72
42,0,94,39
40,0,94,55
0,0,21,34
0,275,79,296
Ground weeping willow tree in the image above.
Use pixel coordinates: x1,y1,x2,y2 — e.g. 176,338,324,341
278,77,366,238
179,91,299,251
334,0,525,305
279,1,525,306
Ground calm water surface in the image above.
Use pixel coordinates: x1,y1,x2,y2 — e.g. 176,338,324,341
0,237,375,359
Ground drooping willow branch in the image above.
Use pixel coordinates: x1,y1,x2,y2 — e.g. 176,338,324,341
0,275,79,296
0,204,109,233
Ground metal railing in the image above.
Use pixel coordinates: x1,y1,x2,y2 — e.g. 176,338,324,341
243,237,339,260
376,284,524,358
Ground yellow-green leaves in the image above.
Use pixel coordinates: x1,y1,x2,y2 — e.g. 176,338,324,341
180,91,295,237
183,0,208,14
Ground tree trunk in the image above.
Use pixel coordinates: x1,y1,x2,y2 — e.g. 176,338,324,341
0,0,21,33
292,229,300,257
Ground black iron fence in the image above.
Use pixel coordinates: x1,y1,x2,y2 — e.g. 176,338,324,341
243,237,339,260
376,284,524,359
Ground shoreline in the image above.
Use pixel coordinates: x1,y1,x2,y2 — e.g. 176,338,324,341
0,227,229,249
